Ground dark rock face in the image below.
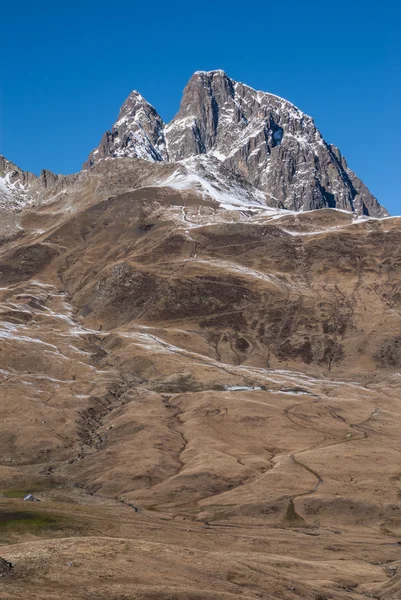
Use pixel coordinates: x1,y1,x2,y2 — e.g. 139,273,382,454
0,557,13,576
85,70,388,217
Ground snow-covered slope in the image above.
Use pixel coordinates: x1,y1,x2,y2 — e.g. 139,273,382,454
156,156,275,211
0,156,38,210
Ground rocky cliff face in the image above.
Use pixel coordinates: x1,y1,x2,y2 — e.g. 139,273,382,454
85,70,388,217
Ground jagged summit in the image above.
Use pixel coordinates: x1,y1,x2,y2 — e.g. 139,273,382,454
85,89,167,166
84,70,388,217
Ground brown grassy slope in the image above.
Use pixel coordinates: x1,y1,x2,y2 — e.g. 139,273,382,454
0,188,401,598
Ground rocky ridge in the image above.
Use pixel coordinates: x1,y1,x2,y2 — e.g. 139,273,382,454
0,155,38,210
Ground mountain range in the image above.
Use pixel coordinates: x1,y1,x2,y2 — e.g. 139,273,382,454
1,70,388,218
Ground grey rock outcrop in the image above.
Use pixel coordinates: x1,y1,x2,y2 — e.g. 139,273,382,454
85,70,388,217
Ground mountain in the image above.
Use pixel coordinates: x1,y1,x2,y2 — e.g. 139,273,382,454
1,72,400,600
85,70,388,217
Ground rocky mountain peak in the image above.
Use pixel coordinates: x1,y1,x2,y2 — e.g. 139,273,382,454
165,69,310,162
81,70,388,218
84,89,167,167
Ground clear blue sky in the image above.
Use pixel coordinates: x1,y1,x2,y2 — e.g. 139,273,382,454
1,0,400,214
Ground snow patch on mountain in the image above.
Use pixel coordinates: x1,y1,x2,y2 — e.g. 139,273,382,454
157,156,278,212
0,171,34,210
